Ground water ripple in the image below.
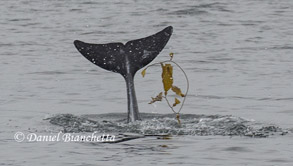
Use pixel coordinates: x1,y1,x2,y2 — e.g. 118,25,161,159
48,113,290,138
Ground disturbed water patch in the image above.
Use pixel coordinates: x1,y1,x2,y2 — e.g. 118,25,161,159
47,113,290,139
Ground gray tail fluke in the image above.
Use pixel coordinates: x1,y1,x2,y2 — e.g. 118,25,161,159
73,26,173,77
74,26,173,122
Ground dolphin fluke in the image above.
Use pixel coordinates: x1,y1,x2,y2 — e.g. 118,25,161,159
74,26,173,122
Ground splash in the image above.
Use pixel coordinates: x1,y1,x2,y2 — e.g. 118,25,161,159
47,113,289,138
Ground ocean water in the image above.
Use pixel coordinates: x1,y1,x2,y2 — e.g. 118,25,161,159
1,0,293,165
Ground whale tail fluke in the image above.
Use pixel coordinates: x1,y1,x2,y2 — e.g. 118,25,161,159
74,26,173,122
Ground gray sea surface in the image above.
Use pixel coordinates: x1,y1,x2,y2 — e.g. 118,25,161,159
1,0,293,165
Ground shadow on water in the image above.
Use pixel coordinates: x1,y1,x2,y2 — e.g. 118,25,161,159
47,113,290,141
